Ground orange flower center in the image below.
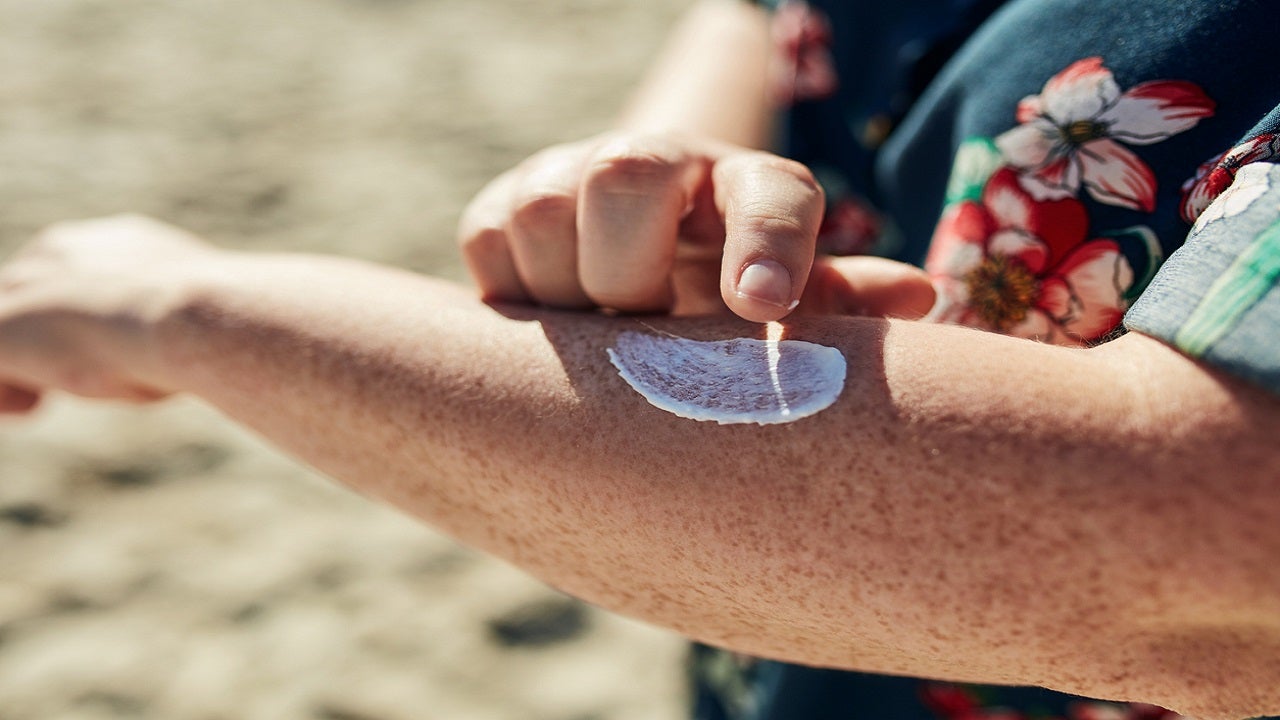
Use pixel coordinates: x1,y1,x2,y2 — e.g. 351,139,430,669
963,254,1039,331
1063,119,1108,145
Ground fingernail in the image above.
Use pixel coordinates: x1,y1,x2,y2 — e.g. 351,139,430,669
736,259,796,309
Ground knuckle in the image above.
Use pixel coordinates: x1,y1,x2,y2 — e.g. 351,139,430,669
735,210,814,248
756,155,821,189
523,141,585,168
586,137,682,192
456,225,506,261
456,203,503,250
509,189,577,232
731,154,825,206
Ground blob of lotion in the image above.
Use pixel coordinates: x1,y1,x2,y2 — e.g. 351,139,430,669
606,326,846,426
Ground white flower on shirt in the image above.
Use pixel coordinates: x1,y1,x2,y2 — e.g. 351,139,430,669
995,57,1215,211
1190,161,1274,235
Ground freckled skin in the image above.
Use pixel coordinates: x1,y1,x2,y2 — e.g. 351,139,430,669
154,252,1280,720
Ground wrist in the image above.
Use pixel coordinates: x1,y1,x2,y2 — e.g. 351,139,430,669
144,248,248,395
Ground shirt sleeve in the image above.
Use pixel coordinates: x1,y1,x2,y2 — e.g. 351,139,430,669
1124,159,1280,396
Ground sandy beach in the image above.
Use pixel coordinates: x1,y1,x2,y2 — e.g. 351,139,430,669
0,1,691,717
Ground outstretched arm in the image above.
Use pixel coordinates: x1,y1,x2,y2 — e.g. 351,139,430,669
2,217,1276,719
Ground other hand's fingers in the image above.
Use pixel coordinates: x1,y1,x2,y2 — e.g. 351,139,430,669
577,135,706,313
457,169,529,304
799,256,937,319
713,154,825,323
505,144,595,309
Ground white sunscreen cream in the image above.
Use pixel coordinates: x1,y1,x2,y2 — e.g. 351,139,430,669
606,325,846,425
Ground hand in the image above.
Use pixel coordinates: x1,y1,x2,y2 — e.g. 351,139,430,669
458,132,935,323
0,214,212,413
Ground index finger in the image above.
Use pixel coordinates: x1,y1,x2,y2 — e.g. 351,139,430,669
712,154,825,323
576,135,706,313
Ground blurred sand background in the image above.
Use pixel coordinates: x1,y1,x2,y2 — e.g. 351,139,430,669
0,1,694,718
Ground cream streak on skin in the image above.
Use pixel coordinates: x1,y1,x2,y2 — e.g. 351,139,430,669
606,325,847,426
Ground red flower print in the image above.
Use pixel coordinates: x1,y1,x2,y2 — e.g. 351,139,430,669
996,57,1214,211
817,195,883,255
920,684,1041,720
1179,132,1280,224
768,0,838,105
921,684,982,718
925,168,1134,345
921,686,1185,720
1070,701,1185,720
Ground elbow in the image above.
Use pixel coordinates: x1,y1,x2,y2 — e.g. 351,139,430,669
1086,336,1280,717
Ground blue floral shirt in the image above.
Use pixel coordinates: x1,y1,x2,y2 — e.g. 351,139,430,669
691,0,1280,718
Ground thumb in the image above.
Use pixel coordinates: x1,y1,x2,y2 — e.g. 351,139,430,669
712,153,825,323
799,256,937,319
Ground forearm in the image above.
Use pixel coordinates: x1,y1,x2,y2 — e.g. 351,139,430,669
616,0,773,148
154,251,1280,717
